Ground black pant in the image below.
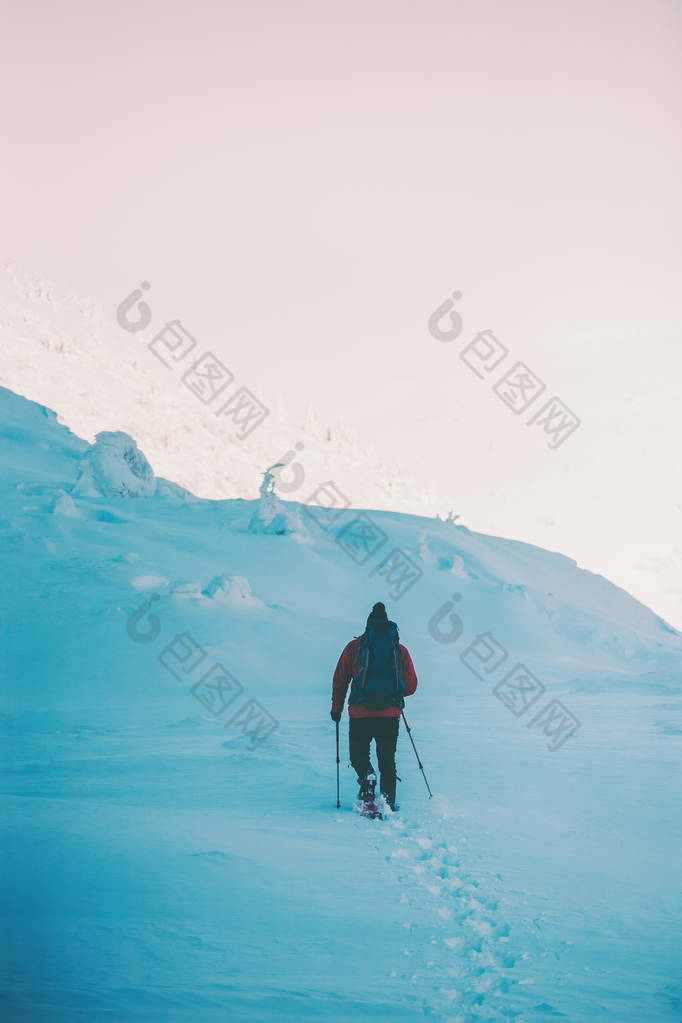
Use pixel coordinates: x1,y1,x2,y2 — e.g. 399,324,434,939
349,716,399,805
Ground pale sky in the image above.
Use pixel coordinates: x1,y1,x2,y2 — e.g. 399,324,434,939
1,0,681,624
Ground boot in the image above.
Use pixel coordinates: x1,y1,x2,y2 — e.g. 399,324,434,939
379,771,397,812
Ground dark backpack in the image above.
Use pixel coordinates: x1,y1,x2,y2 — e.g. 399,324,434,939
348,620,406,710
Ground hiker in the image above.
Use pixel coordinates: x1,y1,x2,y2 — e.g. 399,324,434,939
330,602,418,811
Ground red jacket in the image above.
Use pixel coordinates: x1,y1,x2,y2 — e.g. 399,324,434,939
332,638,418,718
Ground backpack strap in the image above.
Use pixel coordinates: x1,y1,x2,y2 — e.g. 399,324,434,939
392,625,406,706
352,629,371,692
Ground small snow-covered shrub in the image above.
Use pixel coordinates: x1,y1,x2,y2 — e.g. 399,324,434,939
73,431,155,498
248,464,303,535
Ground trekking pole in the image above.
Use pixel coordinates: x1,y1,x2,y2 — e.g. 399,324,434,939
401,711,433,798
335,720,341,808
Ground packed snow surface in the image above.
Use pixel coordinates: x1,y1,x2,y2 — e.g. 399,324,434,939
1,386,681,1022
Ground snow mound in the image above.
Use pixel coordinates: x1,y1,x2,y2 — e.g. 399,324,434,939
52,493,81,518
202,574,259,607
132,574,169,591
155,477,198,502
73,431,156,498
247,500,303,535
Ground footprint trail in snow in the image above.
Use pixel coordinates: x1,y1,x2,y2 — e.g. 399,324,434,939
362,796,543,1022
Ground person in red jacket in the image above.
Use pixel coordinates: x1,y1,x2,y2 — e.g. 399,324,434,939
330,602,418,811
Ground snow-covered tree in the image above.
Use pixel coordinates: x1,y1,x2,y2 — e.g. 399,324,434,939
248,462,302,535
303,402,322,438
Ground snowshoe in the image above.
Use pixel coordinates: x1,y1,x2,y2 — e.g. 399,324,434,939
353,792,394,821
353,798,383,820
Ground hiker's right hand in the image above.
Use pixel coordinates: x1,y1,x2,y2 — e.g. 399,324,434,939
330,710,342,723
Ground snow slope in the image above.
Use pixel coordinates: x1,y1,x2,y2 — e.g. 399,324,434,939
2,259,680,634
1,386,681,1022
0,261,438,516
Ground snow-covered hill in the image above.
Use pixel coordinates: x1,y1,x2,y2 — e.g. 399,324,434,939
1,260,680,636
1,385,680,1022
0,261,441,516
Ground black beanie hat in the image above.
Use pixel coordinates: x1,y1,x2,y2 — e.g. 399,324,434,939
367,601,388,624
